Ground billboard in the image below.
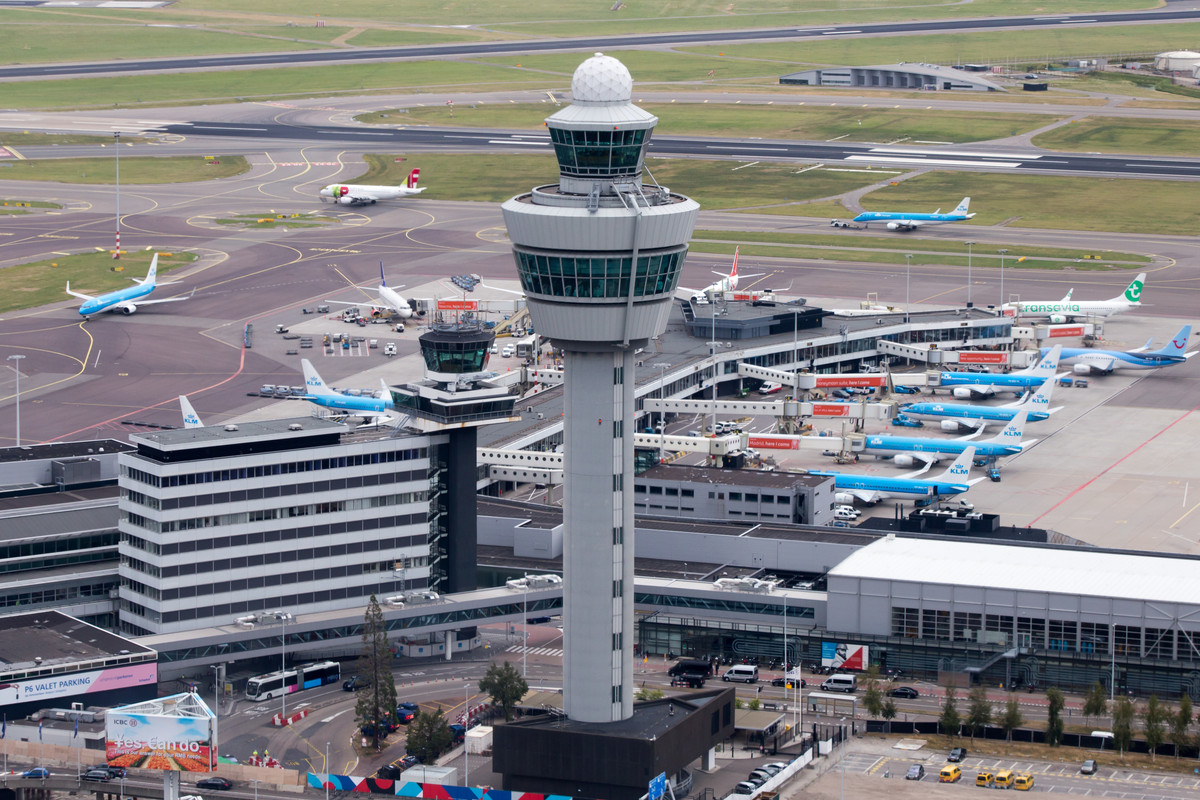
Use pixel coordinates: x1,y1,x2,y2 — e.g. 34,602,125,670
812,375,886,388
821,641,869,671
956,351,1008,365
1047,325,1086,339
811,404,851,417
106,694,216,772
0,662,157,706
747,435,799,451
437,299,478,311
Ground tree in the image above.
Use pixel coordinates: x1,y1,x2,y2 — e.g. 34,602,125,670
1142,694,1167,761
863,676,884,721
478,660,529,722
999,696,1023,742
354,595,398,751
1169,694,1193,758
940,685,961,737
966,685,993,740
405,707,453,763
881,699,898,734
1082,682,1108,724
1045,687,1065,747
1113,696,1135,756
635,687,664,701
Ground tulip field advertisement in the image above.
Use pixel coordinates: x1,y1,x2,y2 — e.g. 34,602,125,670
106,694,216,772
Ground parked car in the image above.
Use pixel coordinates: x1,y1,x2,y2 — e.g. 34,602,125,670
342,675,370,691
947,747,967,762
1014,773,1034,791
756,764,782,777
748,769,773,784
395,708,416,724
449,723,466,743
905,764,925,781
398,754,420,769
196,777,234,791
1080,759,1097,775
744,774,767,788
375,765,403,780
396,701,419,714
733,782,758,795
888,686,919,699
22,768,50,779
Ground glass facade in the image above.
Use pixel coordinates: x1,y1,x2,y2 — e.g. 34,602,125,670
514,248,686,299
549,126,647,177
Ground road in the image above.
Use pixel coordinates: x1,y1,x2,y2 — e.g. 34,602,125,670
1,8,1198,80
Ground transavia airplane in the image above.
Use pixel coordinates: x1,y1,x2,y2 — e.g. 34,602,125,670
300,359,394,421
900,376,1061,433
682,246,765,302
319,169,424,205
1004,273,1146,323
65,254,191,318
864,411,1035,467
936,345,1063,400
1043,325,1196,375
179,396,203,429
326,263,415,319
851,197,974,231
810,447,984,505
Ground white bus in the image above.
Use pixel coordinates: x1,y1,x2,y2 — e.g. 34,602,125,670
245,661,340,702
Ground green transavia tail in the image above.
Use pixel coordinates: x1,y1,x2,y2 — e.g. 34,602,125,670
1123,273,1146,304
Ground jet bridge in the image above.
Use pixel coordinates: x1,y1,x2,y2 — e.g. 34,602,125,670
735,363,889,391
644,397,894,421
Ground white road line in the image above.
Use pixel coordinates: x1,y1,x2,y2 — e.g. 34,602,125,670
825,30,860,34
488,140,548,146
1126,163,1197,170
869,146,1038,159
706,145,787,151
320,709,351,723
846,155,1021,168
191,126,267,131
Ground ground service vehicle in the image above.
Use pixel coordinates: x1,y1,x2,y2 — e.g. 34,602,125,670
994,770,1014,788
975,771,993,787
939,765,961,783
245,661,340,701
1014,774,1034,791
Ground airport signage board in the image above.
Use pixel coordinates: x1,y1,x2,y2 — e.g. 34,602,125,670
748,435,799,450
438,300,478,311
0,662,157,706
106,703,216,772
811,403,851,417
1046,325,1086,338
812,375,886,388
956,351,1008,364
821,642,869,670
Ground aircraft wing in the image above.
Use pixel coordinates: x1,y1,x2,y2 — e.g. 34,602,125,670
711,270,766,279
1185,352,1199,360
843,488,885,504
898,451,942,466
1086,359,1116,373
65,282,95,302
898,461,935,480
956,429,985,441
127,290,194,307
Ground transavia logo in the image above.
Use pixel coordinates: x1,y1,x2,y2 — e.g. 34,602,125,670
950,464,969,476
1023,303,1080,313
1125,280,1144,302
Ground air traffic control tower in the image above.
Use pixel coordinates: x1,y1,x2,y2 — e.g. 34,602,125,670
501,53,700,722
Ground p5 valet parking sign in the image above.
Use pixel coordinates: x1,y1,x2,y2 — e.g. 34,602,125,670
106,692,216,772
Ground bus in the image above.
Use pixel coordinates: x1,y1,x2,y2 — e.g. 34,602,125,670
515,334,540,359
245,661,340,701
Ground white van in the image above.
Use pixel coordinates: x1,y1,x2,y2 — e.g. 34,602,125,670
821,673,858,693
501,344,515,358
722,664,759,684
834,505,860,520
758,381,782,395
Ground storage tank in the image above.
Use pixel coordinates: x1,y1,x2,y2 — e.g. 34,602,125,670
1154,50,1200,72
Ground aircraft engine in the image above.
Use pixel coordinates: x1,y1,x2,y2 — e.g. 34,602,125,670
940,419,964,432
1073,363,1094,375
892,454,917,468
951,387,978,400
1048,314,1067,324
886,222,903,231
121,304,137,316
834,492,856,506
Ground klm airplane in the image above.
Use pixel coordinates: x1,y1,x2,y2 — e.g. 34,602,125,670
299,359,394,421
1042,325,1195,375
65,254,191,318
865,411,1034,467
851,197,974,231
901,376,1061,433
179,396,204,429
810,447,983,505
937,345,1062,400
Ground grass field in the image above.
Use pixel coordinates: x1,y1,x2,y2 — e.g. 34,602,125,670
215,213,339,229
1,250,195,315
366,103,1059,145
0,156,249,184
1033,118,1200,156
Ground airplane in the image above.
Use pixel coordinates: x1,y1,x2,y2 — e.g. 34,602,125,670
899,376,1062,433
682,246,765,302
864,411,1035,467
179,396,203,429
65,254,191,318
1003,273,1146,323
1042,325,1196,375
299,359,394,421
935,345,1063,400
326,263,415,319
319,169,424,205
850,197,974,231
809,447,985,505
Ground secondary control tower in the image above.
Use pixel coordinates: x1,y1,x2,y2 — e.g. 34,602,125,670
501,53,700,722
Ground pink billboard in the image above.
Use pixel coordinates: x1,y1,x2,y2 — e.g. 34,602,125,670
0,662,157,705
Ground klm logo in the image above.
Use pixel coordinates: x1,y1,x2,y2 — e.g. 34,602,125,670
868,438,882,445
184,414,200,425
307,377,321,386
1002,427,1020,437
950,464,969,476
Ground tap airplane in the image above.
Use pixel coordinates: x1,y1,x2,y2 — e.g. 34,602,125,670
810,447,984,505
326,263,415,319
683,246,765,302
901,376,1061,433
319,169,424,205
851,197,974,231
936,345,1063,400
1043,325,1195,375
865,411,1035,467
179,396,203,429
65,254,190,318
1004,273,1145,323
300,359,394,421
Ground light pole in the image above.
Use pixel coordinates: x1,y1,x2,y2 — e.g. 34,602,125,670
522,574,528,678
904,254,913,323
252,779,260,800
656,363,669,462
1109,622,1116,730
463,685,471,788
113,132,121,259
998,249,1009,308
839,717,846,800
7,355,24,447
711,301,718,438
964,241,975,307
325,741,331,800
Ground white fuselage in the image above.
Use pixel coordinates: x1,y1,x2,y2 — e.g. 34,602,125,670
1008,299,1131,321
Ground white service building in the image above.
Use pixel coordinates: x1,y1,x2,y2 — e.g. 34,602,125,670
1154,50,1200,72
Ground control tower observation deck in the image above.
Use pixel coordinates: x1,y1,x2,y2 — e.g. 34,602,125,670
501,53,699,723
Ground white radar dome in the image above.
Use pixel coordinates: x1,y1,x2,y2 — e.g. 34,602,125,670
571,52,633,104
